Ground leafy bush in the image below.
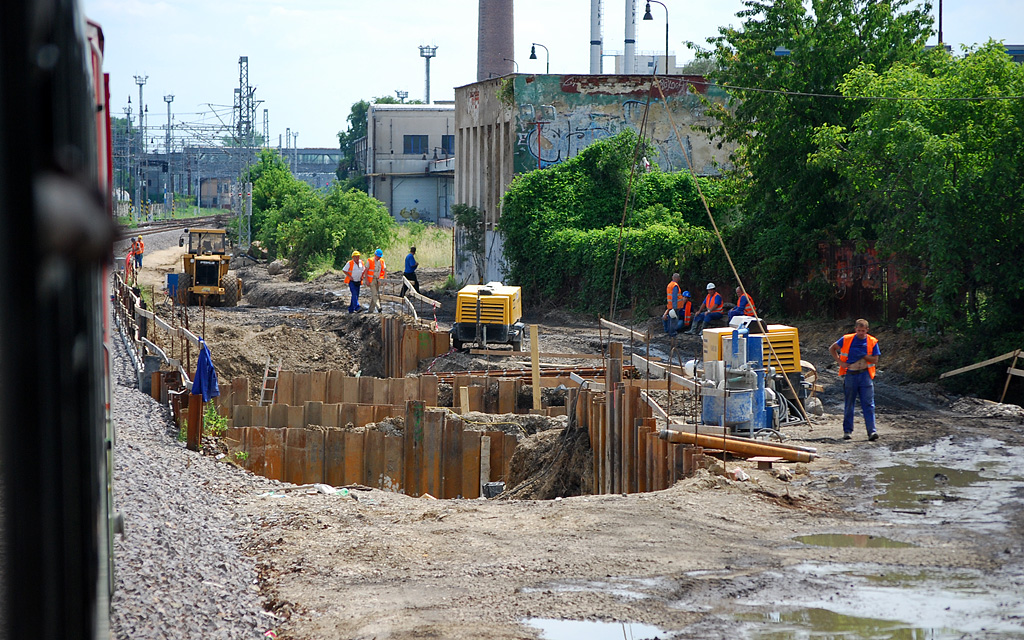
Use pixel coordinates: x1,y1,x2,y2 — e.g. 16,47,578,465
499,130,736,312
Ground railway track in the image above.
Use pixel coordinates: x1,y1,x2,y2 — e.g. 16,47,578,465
118,214,226,240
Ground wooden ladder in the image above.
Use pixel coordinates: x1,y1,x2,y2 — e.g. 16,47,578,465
258,357,282,406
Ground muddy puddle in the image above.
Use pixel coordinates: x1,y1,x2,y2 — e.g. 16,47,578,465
521,577,666,601
794,533,915,548
524,617,665,640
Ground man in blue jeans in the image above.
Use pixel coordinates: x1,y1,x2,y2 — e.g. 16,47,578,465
829,318,881,441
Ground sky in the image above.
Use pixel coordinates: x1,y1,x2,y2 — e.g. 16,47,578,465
84,0,1024,150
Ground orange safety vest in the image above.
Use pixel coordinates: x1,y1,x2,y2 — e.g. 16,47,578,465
366,257,386,282
838,333,878,379
136,238,144,254
682,299,692,324
343,259,365,284
704,292,723,313
666,281,681,309
738,293,757,316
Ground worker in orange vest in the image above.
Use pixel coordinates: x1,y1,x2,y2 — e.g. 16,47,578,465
343,250,366,313
728,286,757,320
366,249,386,313
132,235,145,268
829,318,881,441
662,273,691,336
687,283,724,334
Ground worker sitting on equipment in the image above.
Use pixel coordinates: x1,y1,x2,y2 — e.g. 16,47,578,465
728,286,757,320
662,274,691,336
687,282,724,334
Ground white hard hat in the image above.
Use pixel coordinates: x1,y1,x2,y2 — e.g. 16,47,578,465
706,282,716,290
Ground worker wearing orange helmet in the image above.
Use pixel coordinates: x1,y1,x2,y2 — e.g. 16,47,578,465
131,235,145,268
343,250,366,313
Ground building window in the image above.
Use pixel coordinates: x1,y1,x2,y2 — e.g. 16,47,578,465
404,135,428,155
441,134,454,156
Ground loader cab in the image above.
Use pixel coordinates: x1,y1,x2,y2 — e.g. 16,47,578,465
179,228,227,255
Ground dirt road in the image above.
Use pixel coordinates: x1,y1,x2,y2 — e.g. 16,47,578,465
127,235,1024,639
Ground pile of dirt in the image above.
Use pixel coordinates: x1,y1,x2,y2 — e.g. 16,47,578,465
950,397,1024,421
502,420,593,500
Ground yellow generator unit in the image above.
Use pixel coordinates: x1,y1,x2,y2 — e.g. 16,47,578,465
702,324,801,373
452,282,525,351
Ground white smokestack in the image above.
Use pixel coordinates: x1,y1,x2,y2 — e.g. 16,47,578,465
623,0,636,74
590,0,602,74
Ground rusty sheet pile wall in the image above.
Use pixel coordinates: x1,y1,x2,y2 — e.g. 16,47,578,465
224,401,516,499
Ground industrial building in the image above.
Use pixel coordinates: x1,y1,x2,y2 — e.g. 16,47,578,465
363,103,455,224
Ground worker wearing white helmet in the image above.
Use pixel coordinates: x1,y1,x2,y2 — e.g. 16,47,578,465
343,250,366,313
687,282,724,334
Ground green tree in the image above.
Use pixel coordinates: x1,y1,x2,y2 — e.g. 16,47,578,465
703,0,933,305
811,42,1024,343
246,149,311,238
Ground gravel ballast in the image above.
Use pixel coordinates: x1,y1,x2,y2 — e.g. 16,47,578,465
109,320,275,639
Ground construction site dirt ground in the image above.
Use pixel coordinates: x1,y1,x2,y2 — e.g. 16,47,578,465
132,242,1024,639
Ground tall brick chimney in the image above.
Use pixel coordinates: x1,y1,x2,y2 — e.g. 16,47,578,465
477,0,514,81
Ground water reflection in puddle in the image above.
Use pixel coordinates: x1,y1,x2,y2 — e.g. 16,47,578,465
524,618,665,640
873,463,982,510
794,534,915,549
739,608,955,639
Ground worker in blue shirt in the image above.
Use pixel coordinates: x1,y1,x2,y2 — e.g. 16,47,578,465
400,246,419,296
829,318,881,441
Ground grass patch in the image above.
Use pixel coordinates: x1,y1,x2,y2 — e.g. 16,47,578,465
382,223,452,272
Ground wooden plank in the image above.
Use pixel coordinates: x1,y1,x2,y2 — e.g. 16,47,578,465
307,429,326,485
310,371,327,403
419,375,438,405
441,416,464,499
422,410,444,498
530,324,542,411
498,379,517,414
341,431,365,485
940,350,1022,379
363,430,386,489
327,371,345,404
404,401,425,497
469,349,604,359
264,428,285,481
600,317,648,343
479,435,491,494
383,435,404,493
459,387,470,415
1006,367,1024,378
284,428,307,485
402,279,442,308
325,429,345,486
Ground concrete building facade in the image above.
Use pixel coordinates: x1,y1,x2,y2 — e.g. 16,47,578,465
364,104,455,223
453,73,735,283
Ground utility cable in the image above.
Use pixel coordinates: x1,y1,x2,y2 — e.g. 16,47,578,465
651,74,811,425
608,84,655,320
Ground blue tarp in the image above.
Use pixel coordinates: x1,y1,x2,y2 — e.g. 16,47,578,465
191,339,220,402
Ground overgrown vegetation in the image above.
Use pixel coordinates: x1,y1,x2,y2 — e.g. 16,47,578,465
499,130,735,312
247,149,396,278
203,403,228,437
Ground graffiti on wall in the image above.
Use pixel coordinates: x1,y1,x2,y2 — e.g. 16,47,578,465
511,75,730,175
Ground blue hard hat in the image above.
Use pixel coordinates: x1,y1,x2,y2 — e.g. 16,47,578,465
375,249,383,257
682,290,691,297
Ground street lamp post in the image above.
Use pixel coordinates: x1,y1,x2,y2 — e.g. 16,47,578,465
503,58,519,73
643,1,669,75
395,90,408,103
529,43,549,74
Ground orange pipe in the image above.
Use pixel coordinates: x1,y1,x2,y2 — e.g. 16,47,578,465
659,429,814,463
